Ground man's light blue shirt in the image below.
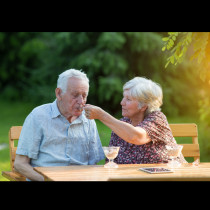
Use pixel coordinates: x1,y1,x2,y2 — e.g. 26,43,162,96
16,100,105,167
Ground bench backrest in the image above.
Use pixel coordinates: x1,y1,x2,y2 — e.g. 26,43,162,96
169,123,200,161
9,126,22,171
8,124,200,170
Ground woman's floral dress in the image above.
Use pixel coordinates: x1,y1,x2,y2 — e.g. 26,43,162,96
109,111,187,164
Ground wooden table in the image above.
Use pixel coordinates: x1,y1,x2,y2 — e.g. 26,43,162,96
34,163,210,181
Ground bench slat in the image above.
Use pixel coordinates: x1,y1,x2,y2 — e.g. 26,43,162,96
2,171,26,181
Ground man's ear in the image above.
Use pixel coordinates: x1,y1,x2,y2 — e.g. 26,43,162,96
55,88,62,101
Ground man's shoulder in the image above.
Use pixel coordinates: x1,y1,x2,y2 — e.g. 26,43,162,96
31,103,52,117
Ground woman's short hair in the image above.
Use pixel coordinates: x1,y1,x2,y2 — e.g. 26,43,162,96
57,69,89,94
123,77,163,115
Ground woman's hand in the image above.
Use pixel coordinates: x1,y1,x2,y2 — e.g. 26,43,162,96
84,104,151,145
84,104,103,120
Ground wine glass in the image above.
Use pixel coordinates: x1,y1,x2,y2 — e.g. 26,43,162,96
166,145,183,168
102,146,120,168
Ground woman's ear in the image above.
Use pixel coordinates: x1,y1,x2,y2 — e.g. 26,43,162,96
55,88,62,101
140,105,148,112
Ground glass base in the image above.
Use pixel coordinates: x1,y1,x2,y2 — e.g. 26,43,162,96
104,161,118,168
167,160,181,168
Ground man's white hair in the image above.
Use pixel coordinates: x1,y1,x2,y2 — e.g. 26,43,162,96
123,77,163,116
57,69,89,94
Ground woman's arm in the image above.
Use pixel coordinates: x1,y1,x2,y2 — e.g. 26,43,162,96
84,105,151,145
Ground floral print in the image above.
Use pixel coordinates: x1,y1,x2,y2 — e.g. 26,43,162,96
109,111,187,164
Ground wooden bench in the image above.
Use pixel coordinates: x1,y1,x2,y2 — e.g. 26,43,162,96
169,123,200,162
2,126,26,181
2,123,200,181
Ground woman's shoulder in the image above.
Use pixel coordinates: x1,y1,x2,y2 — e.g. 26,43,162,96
141,111,173,144
145,111,167,122
141,111,170,130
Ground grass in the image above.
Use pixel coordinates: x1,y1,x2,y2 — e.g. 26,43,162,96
1,100,210,181
95,119,112,146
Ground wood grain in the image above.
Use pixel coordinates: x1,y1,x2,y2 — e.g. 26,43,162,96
34,163,210,181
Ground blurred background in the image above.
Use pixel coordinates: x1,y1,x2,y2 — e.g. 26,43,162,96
0,32,210,180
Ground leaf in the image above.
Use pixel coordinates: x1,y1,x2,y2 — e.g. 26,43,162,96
169,39,174,46
172,36,176,41
165,61,170,68
170,56,175,64
162,37,169,41
162,46,166,51
166,45,170,50
178,51,183,58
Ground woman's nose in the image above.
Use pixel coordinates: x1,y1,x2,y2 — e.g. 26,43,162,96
120,98,125,106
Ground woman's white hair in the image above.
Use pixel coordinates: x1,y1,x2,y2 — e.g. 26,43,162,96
123,77,163,116
57,69,89,94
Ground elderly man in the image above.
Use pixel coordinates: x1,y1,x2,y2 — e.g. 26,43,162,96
14,69,105,181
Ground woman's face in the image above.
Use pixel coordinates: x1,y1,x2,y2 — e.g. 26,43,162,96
120,90,140,118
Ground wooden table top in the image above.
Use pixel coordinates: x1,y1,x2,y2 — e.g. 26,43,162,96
34,163,210,181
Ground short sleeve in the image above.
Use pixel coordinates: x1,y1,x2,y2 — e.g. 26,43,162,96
138,111,173,144
16,111,43,159
109,117,130,147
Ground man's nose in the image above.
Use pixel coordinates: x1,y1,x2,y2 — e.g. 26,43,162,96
77,95,85,104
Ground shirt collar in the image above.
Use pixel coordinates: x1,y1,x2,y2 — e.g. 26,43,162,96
71,111,88,125
51,99,62,118
51,100,88,124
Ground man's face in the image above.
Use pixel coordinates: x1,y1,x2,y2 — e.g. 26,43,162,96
57,77,89,117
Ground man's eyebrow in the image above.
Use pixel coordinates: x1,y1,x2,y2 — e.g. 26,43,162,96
71,91,88,95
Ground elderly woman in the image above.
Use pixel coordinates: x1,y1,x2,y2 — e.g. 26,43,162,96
84,77,187,164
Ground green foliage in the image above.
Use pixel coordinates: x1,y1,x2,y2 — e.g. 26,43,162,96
162,32,192,67
162,32,210,80
0,32,165,115
199,98,210,127
159,62,202,117
162,32,210,128
190,33,209,63
0,32,207,123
